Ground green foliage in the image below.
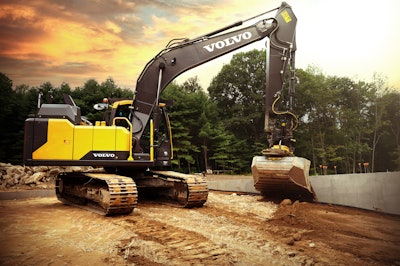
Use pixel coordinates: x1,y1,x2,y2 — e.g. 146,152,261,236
162,79,208,172
208,49,267,172
72,78,133,122
295,68,399,173
0,51,399,173
0,73,18,163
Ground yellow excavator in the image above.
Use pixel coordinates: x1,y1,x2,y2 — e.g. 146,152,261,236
24,2,312,215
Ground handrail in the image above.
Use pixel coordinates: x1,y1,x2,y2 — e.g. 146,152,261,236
150,119,154,161
112,117,134,161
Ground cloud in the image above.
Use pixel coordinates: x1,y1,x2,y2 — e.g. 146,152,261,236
1,0,399,90
0,0,138,87
0,0,233,88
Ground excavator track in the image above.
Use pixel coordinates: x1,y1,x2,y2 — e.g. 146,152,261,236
56,172,138,216
136,171,208,208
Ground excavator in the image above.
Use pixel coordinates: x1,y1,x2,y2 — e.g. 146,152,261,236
24,2,312,215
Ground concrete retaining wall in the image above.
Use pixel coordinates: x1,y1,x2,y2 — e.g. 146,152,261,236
207,179,258,194
310,172,400,215
207,171,400,215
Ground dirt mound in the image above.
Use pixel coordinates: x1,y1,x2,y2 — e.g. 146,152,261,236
267,200,400,265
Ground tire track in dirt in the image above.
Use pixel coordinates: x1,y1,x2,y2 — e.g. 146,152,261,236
116,215,235,265
2,191,398,265
142,193,376,266
136,193,312,265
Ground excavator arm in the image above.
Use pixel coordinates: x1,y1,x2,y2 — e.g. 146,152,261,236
131,2,312,200
131,2,297,150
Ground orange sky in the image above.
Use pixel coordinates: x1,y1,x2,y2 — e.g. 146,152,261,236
1,0,400,90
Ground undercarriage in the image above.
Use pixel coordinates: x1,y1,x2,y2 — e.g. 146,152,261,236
55,170,208,215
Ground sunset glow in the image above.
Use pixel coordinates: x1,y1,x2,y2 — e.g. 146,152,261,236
1,0,399,90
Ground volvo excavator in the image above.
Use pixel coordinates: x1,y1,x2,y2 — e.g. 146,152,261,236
24,2,312,215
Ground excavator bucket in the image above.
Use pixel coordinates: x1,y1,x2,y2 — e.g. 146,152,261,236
251,155,314,200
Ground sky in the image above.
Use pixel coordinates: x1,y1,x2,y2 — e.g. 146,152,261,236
1,0,400,91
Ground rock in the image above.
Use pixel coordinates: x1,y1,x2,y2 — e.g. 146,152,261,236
5,176,15,186
63,166,95,172
284,237,295,245
272,248,281,255
293,233,302,241
303,259,316,266
19,173,31,185
47,168,61,178
288,252,296,257
64,166,83,172
6,165,24,176
24,172,46,185
24,167,34,176
32,166,49,173
309,242,316,248
0,163,104,189
280,199,292,206
11,174,19,184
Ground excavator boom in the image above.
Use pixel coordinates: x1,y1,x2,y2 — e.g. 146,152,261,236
131,2,296,142
132,3,313,201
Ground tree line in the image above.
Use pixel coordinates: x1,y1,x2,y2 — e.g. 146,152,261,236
1,49,399,174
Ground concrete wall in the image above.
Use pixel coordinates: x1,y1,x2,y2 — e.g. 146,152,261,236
207,179,259,194
310,172,400,215
207,172,400,215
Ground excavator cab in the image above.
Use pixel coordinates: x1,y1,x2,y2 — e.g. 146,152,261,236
101,98,174,167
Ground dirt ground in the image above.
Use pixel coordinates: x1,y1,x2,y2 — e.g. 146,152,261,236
0,185,399,266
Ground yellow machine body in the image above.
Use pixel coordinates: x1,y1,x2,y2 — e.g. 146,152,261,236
32,119,130,160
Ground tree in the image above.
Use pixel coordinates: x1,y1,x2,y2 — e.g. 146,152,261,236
162,81,203,172
386,92,400,170
181,76,202,93
374,90,400,171
285,67,344,174
296,68,399,174
0,73,16,162
367,74,391,172
296,69,372,174
72,78,133,122
208,49,267,172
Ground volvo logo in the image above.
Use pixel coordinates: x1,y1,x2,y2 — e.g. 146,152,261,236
93,153,115,158
203,31,252,52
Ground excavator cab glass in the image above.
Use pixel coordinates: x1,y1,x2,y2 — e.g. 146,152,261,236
138,104,172,166
114,104,131,128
